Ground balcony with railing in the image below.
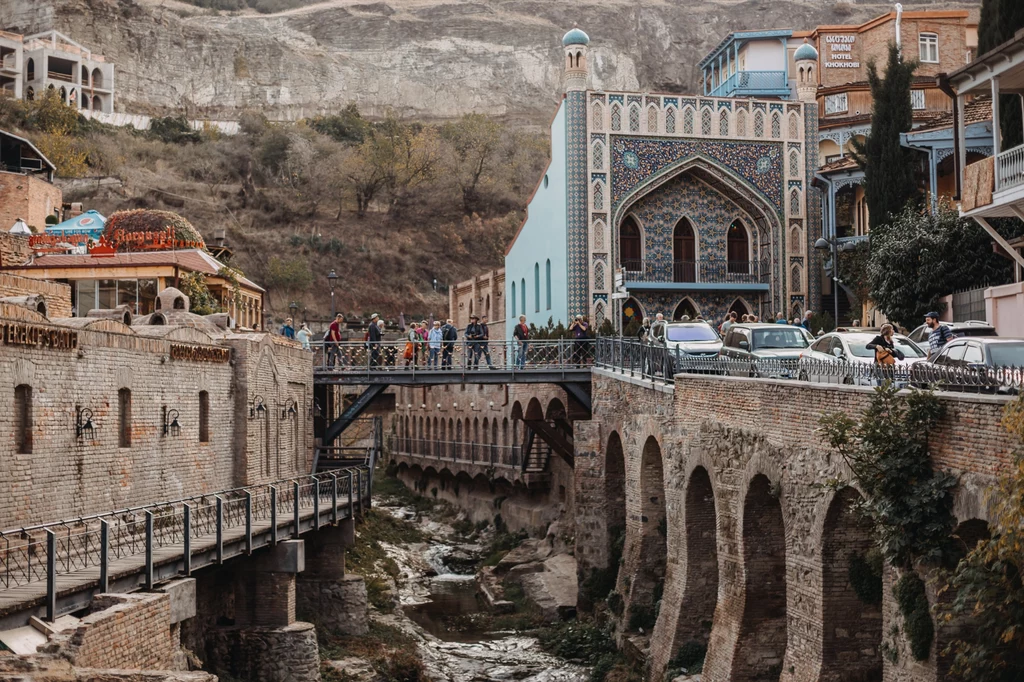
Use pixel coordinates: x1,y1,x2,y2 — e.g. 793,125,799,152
996,144,1024,194
621,258,770,290
710,70,789,98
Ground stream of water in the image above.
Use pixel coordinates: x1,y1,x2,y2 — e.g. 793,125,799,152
377,505,589,682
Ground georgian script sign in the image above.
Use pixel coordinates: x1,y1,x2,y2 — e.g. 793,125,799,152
29,234,92,250
103,227,205,252
823,35,860,69
1,323,78,349
170,343,230,363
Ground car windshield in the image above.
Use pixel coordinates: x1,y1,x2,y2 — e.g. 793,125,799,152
989,343,1024,366
846,335,926,359
666,325,719,342
752,328,810,349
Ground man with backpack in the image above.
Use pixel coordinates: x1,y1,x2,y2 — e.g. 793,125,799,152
441,318,458,369
466,314,493,369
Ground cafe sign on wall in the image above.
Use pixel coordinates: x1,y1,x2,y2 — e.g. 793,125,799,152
823,35,860,69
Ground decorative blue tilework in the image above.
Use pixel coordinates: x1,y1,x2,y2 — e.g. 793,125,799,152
682,98,697,108
591,133,606,142
770,103,783,112
628,95,642,105
609,137,785,215
609,94,624,103
631,291,764,326
623,151,640,169
591,173,607,181
664,98,678,107
699,99,714,108
565,90,589,319
717,101,732,111
593,293,608,304
787,180,803,189
753,101,767,111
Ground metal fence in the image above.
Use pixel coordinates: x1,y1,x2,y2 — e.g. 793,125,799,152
393,439,523,469
313,339,595,373
0,468,371,619
595,338,1024,393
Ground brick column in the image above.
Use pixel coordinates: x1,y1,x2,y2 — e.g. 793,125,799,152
572,419,606,610
296,520,368,635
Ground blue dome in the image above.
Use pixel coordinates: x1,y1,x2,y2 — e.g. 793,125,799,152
794,41,818,61
562,28,590,47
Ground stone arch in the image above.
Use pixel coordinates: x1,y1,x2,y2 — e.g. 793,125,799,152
605,431,626,577
92,68,103,89
624,436,667,632
26,58,34,81
81,93,90,109
619,214,643,270
592,101,604,130
622,296,645,328
719,108,729,136
789,224,802,253
729,297,752,317
669,465,719,655
647,105,659,133
525,397,544,422
673,217,697,282
92,94,103,111
727,219,752,272
545,397,566,422
820,487,882,682
735,473,788,681
673,297,700,321
935,517,993,676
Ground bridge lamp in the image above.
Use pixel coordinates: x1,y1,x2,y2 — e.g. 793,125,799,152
327,269,338,318
289,301,299,318
436,403,442,409
281,398,297,419
309,398,321,418
421,403,426,409
453,402,458,409
75,407,95,440
250,395,266,419
163,409,181,437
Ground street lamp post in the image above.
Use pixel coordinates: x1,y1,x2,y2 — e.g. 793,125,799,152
289,301,298,320
327,269,338,318
814,237,840,327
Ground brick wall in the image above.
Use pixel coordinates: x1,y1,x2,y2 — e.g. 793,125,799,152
0,172,63,233
0,231,32,266
582,370,1016,682
0,315,313,528
0,272,72,318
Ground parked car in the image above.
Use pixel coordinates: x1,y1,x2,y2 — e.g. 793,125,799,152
649,321,724,375
799,331,926,385
910,337,1024,394
906,320,997,345
719,323,814,378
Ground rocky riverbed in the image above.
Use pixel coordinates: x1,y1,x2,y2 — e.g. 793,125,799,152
322,485,593,682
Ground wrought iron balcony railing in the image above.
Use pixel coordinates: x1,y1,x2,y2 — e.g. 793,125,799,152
621,258,769,285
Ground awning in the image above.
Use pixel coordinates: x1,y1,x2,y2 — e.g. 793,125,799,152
45,210,106,238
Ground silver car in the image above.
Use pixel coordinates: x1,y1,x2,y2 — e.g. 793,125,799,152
799,331,926,385
650,322,723,374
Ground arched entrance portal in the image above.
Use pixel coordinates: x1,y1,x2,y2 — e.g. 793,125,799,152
729,298,751,318
735,474,787,681
622,297,644,331
673,218,696,282
673,298,699,321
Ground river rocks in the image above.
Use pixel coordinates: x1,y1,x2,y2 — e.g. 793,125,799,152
495,540,552,575
325,657,376,682
513,554,579,621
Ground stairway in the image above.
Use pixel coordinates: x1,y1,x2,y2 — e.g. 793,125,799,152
524,437,550,473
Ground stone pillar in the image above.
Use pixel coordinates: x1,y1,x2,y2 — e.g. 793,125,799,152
207,541,322,682
296,520,369,635
572,419,605,610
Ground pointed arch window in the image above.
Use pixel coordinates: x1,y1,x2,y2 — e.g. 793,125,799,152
629,104,640,132
701,107,713,136
791,264,803,293
789,224,802,253
727,220,750,274
593,181,604,210
511,281,517,317
683,107,694,135
771,111,782,139
594,302,605,328
754,111,765,138
592,140,604,170
736,109,747,136
672,218,696,282
534,263,540,312
611,103,622,131
647,106,658,133
545,259,552,310
663,107,675,134
592,102,603,130
790,189,801,216
520,278,526,317
789,112,799,139
789,150,800,178
719,108,729,136
673,298,699,321
620,217,642,273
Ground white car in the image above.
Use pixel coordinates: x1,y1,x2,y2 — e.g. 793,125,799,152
799,331,927,385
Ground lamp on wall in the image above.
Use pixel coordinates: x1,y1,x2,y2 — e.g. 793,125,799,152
250,395,266,419
281,398,297,419
309,398,321,418
75,407,95,440
163,409,181,437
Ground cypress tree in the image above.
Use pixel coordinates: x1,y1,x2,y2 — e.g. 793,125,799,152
978,0,1024,150
851,43,919,231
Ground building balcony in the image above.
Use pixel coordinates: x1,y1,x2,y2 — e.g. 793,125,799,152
710,70,788,98
622,258,770,291
996,143,1024,194
962,144,1024,218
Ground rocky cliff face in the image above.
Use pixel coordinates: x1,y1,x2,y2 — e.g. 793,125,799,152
2,0,977,125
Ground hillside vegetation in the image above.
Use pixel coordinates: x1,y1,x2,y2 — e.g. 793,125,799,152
0,94,548,324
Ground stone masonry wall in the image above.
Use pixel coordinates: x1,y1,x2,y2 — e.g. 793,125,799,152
0,231,32,267
0,272,72,318
581,370,1016,682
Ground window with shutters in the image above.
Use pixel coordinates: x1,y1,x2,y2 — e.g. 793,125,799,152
911,90,926,110
824,93,848,115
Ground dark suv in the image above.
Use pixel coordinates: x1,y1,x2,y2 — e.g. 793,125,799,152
720,323,815,378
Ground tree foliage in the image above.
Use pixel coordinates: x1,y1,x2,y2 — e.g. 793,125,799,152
867,205,1013,329
943,396,1024,682
850,43,919,230
177,271,220,315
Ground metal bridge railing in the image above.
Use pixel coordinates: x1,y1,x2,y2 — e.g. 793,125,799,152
0,467,372,620
595,338,1024,393
313,339,595,374
393,439,523,469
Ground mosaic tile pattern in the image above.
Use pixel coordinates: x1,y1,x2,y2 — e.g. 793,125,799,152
629,291,767,326
566,90,589,319
609,137,785,216
805,107,823,315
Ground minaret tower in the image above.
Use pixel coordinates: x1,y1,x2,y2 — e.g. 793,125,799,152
794,39,819,103
562,25,590,92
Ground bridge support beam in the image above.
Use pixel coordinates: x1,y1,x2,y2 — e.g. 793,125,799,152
525,419,574,466
321,384,389,448
296,520,368,636
570,419,610,611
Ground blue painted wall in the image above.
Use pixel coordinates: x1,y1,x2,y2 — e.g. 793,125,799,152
505,102,568,339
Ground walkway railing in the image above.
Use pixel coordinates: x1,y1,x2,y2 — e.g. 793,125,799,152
393,439,523,470
621,258,770,285
313,339,595,374
0,468,371,622
710,70,787,96
595,338,1023,393
996,143,1024,193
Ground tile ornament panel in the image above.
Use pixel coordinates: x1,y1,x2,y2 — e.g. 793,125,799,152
566,90,589,318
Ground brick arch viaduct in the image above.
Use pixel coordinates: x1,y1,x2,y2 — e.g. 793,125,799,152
573,369,1015,682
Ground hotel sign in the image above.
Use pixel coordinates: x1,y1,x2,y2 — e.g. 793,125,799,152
1,323,78,350
823,35,860,69
170,343,230,363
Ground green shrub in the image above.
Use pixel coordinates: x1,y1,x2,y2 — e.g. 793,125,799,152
894,572,933,661
849,549,884,605
149,116,202,144
666,640,707,676
606,591,624,616
538,621,614,662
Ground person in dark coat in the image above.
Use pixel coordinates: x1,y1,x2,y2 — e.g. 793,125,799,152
467,314,493,369
367,313,382,367
441,318,458,369
513,315,530,368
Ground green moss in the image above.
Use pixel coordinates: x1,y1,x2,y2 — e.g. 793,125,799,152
894,572,933,661
849,549,884,605
343,508,426,612
606,591,624,616
319,621,427,682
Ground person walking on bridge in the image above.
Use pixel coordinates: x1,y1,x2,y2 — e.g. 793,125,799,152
570,315,590,365
441,318,458,369
326,313,344,368
467,314,493,369
514,315,530,369
368,313,382,368
428,320,443,368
